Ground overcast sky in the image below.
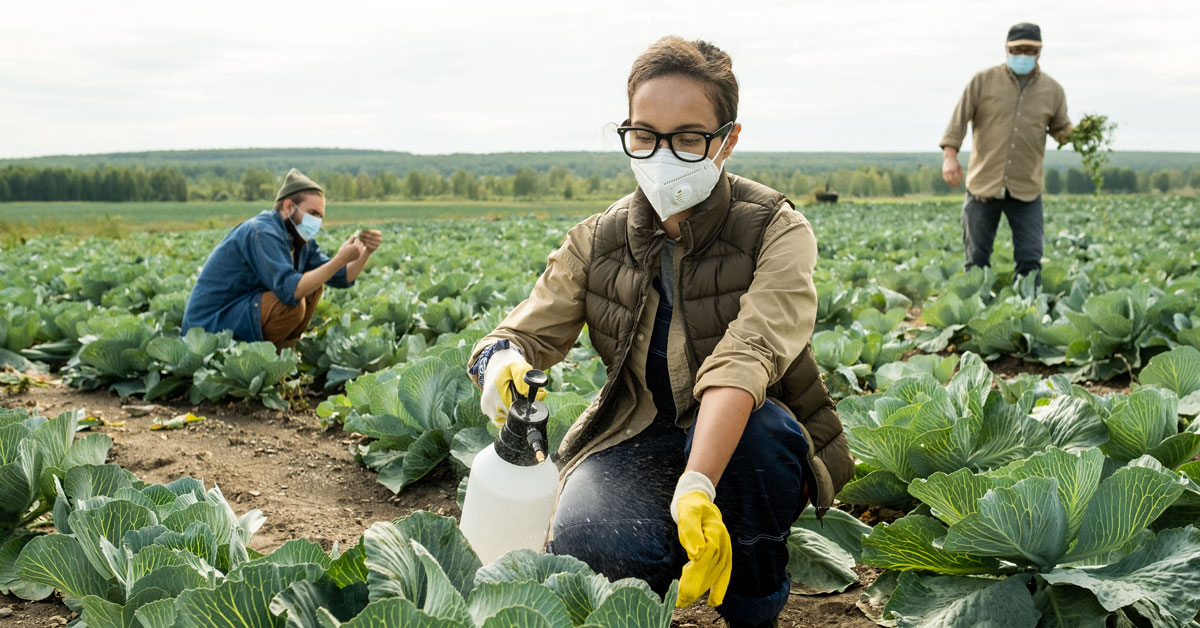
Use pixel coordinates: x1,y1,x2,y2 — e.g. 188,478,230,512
2,0,1197,159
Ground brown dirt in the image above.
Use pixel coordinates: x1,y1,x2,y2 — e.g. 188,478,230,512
837,503,907,527
986,355,1134,396
986,355,1060,380
1077,375,1132,397
0,595,73,626
673,565,879,628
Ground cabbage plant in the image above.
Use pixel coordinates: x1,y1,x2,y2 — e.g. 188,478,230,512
812,328,870,398
419,297,475,340
65,314,157,392
788,506,873,595
329,512,678,628
861,449,1200,627
192,341,299,410
1170,309,1200,351
142,327,233,402
812,321,911,399
913,291,984,353
814,285,855,332
342,350,485,493
1140,345,1200,417
14,301,100,365
961,300,1044,360
1040,284,1188,381
299,316,414,389
0,304,40,353
13,469,328,627
836,353,1052,507
1039,380,1200,473
873,354,959,393
0,408,112,599
15,479,677,628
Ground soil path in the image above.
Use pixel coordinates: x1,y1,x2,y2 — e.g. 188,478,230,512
1,384,874,627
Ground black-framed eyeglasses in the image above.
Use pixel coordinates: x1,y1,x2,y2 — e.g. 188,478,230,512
617,120,735,163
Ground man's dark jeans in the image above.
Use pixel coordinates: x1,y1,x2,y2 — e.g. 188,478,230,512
961,191,1044,280
548,401,809,626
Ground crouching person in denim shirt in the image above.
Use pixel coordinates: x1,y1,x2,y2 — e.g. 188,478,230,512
182,168,382,350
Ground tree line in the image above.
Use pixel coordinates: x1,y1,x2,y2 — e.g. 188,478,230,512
1,163,1197,204
1043,167,1200,195
8,148,1200,180
0,165,188,202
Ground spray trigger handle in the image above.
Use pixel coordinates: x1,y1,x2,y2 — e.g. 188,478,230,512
508,371,548,418
523,370,548,405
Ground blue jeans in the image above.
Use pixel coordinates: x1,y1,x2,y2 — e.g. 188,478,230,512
961,191,1044,280
549,400,810,626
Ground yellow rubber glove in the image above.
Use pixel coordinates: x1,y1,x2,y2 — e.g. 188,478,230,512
480,349,547,426
673,473,732,608
495,360,546,407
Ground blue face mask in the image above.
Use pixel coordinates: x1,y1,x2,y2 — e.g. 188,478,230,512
1007,54,1037,76
294,211,321,241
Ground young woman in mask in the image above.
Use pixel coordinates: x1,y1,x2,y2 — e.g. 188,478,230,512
467,36,852,628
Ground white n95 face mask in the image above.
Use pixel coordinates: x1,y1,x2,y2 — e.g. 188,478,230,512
631,132,731,223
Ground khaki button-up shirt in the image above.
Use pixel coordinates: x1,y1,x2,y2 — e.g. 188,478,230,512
940,64,1072,202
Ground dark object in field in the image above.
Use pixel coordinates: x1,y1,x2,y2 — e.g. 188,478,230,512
816,181,839,203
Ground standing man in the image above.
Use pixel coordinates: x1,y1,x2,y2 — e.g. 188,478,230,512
182,168,383,350
940,22,1072,282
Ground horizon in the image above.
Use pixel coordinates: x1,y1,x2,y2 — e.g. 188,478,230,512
6,147,1199,162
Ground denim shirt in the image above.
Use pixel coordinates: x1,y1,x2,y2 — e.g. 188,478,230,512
181,210,353,342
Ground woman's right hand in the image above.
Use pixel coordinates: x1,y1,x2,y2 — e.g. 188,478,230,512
480,349,545,427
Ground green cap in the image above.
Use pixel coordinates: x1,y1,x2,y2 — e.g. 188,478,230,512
275,168,324,203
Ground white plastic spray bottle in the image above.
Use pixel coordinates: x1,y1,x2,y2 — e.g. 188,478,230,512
460,369,560,564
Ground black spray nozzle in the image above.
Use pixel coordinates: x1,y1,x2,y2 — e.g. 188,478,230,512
527,429,547,464
497,369,552,467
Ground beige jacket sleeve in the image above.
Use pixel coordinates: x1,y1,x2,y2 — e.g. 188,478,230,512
1048,84,1073,145
693,206,819,407
468,214,595,373
940,72,981,150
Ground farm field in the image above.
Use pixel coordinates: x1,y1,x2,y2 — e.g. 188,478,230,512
2,194,1199,627
0,200,601,242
